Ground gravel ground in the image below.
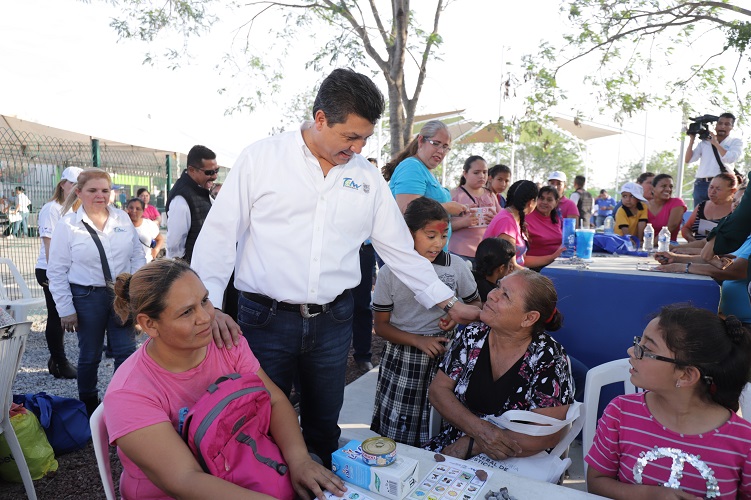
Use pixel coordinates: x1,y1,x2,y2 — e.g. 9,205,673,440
0,308,384,499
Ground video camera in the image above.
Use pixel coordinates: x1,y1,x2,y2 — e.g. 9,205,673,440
687,114,719,140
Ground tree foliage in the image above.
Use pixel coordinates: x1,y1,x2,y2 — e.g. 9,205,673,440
549,1,751,122
98,0,450,155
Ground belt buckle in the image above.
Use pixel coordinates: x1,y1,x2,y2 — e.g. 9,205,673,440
300,304,321,319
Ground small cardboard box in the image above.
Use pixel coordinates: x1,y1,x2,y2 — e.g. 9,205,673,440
332,440,419,500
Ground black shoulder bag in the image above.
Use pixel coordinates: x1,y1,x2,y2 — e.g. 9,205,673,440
711,144,744,185
81,221,113,285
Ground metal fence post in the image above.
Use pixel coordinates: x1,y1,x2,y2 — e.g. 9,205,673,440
92,138,100,168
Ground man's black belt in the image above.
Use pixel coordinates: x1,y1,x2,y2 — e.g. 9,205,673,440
240,291,346,318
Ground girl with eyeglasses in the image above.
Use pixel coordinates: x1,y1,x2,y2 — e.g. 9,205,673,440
586,305,751,499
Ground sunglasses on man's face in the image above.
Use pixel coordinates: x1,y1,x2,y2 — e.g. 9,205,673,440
197,168,219,176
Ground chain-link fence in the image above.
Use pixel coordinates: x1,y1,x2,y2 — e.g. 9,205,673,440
0,126,184,299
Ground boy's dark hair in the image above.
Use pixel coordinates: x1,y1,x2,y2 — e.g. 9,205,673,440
313,68,385,125
403,197,449,233
574,175,586,188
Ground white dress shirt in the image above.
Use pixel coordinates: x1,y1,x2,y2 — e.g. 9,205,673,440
48,205,146,316
166,195,213,258
192,124,453,309
36,200,63,269
134,218,160,263
16,192,30,213
688,136,743,178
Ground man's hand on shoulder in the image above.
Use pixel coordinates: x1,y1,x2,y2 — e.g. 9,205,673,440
211,308,242,349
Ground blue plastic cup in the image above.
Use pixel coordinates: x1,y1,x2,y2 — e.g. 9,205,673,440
575,229,595,260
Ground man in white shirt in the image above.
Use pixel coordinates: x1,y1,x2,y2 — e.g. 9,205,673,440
12,186,31,237
165,145,218,263
192,68,480,464
685,112,743,207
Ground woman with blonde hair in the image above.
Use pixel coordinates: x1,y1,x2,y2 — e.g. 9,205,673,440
383,120,468,245
48,167,145,415
105,259,345,499
35,166,82,378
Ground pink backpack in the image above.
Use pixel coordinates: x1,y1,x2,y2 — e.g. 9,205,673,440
182,373,295,499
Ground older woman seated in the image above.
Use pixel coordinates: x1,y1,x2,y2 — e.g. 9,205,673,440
104,259,345,500
425,269,574,460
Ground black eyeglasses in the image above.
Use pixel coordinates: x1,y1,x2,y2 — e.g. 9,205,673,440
632,336,686,365
194,168,219,176
425,139,451,152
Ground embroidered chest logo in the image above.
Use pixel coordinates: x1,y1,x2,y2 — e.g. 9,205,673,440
114,227,127,233
343,177,370,193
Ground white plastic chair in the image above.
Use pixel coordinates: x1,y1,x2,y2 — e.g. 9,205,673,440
582,358,639,473
739,383,751,422
0,258,44,322
0,321,36,500
90,404,117,500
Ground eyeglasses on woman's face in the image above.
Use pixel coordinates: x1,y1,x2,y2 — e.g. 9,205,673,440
425,138,451,152
632,336,686,365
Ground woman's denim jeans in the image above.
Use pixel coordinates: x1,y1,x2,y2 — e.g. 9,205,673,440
71,284,136,399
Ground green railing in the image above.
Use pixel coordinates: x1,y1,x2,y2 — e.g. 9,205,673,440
0,128,181,299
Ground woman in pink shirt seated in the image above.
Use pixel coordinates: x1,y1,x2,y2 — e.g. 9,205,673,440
586,305,751,499
647,174,687,242
448,156,500,264
104,259,345,500
483,180,537,268
526,186,565,270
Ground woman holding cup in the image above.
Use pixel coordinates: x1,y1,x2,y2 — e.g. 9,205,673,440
448,156,500,265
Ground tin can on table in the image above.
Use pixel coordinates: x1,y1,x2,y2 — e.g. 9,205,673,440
360,436,397,467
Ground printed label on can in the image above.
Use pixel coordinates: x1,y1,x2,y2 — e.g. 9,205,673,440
361,437,397,467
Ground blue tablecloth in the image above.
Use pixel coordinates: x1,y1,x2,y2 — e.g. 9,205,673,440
542,256,720,369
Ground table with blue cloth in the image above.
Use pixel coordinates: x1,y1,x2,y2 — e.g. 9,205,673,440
542,255,719,369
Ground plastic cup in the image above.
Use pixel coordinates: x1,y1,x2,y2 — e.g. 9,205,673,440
561,218,576,258
575,229,595,260
470,207,488,227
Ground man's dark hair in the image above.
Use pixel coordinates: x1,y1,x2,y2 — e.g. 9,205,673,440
574,175,586,188
719,112,736,125
313,68,385,125
187,145,216,169
636,172,655,184
600,189,607,195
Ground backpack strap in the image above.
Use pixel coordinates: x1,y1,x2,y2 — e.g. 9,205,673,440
236,433,289,475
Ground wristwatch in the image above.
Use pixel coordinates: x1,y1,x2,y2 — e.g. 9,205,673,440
443,296,459,313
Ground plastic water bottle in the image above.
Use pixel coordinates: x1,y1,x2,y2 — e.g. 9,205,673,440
603,216,614,234
643,223,655,253
561,218,576,258
657,226,671,253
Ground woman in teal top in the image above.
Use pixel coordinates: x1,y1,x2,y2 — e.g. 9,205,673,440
382,120,470,247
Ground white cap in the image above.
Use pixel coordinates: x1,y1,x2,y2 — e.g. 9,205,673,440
61,167,83,184
548,171,567,182
620,182,647,202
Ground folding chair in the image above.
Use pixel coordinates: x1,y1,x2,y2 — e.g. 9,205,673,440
0,322,36,500
0,258,44,322
90,404,116,500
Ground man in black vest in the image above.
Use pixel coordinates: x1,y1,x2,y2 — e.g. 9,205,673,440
569,174,593,228
166,145,218,263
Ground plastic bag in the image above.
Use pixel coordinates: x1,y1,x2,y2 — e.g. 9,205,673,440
593,233,647,256
0,407,59,482
14,392,90,455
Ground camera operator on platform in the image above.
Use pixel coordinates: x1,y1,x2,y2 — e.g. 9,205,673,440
685,112,743,207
